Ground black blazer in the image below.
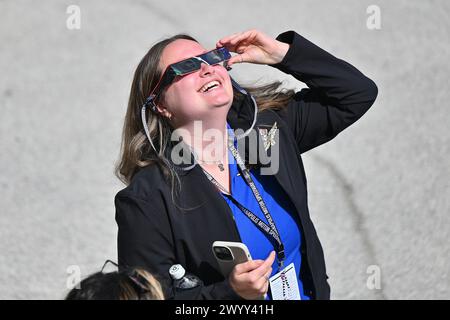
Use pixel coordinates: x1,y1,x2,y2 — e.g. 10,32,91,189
115,30,378,300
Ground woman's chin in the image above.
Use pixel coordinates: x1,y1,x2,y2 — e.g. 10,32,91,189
206,93,233,108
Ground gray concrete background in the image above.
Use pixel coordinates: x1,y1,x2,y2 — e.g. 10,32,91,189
0,0,449,299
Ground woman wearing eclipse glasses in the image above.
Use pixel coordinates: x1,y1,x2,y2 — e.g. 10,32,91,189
114,29,377,300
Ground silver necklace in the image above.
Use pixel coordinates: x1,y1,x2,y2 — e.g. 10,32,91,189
197,159,225,171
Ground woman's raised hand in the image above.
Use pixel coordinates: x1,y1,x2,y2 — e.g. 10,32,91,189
216,29,290,67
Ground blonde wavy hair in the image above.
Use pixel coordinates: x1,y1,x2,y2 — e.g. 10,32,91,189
119,268,165,300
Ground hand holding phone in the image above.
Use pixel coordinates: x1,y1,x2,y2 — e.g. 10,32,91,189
212,241,273,300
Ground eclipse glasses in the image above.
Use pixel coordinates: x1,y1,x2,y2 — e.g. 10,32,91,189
144,46,232,111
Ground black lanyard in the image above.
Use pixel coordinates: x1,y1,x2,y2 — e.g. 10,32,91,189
201,138,285,270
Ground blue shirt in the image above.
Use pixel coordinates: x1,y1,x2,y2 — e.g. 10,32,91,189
221,123,310,300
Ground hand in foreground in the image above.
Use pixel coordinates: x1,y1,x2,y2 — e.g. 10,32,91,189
228,250,276,299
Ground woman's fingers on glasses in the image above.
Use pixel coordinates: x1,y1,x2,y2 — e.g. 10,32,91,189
228,51,250,66
216,32,245,50
221,30,258,48
228,32,254,47
226,55,241,67
217,32,241,45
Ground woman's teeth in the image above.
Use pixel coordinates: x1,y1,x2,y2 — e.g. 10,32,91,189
199,80,220,93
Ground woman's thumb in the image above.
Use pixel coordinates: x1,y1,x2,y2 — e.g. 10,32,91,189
228,54,244,66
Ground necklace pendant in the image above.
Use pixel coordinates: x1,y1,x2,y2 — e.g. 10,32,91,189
218,163,224,171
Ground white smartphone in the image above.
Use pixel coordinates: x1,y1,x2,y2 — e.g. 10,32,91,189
212,241,252,276
212,241,266,300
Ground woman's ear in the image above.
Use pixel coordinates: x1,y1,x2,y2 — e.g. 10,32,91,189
156,103,172,119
